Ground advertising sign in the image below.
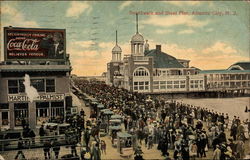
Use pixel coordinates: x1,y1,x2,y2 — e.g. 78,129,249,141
4,27,66,61
8,94,65,102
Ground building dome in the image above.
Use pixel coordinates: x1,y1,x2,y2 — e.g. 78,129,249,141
131,33,144,43
112,44,122,52
145,46,184,68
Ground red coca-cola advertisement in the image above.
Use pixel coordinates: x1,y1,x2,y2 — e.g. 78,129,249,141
4,27,66,61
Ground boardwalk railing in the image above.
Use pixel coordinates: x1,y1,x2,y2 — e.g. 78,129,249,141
0,135,67,151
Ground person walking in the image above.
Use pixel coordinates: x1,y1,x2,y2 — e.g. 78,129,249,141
200,132,207,157
39,125,45,143
212,145,221,160
189,142,197,160
84,128,90,150
28,129,36,145
91,142,101,160
147,135,154,149
15,138,26,160
230,124,237,141
52,139,60,159
236,139,245,159
43,140,51,160
71,142,78,157
100,140,106,154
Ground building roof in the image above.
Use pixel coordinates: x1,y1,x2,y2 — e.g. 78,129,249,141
131,33,144,43
190,66,201,71
112,44,122,52
199,69,250,74
177,59,190,62
145,49,184,68
228,62,250,70
0,64,71,72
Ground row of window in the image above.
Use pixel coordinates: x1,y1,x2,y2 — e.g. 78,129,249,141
190,84,204,89
153,81,186,85
133,81,150,91
153,70,191,76
153,84,204,90
208,74,250,81
153,85,186,90
1,102,64,126
8,79,55,94
190,80,204,89
208,81,250,88
190,80,203,84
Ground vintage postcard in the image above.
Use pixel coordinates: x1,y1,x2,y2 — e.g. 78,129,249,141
0,1,249,160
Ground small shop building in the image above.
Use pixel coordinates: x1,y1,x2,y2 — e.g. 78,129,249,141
0,63,72,130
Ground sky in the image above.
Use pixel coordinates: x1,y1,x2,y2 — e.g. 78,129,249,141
1,1,249,76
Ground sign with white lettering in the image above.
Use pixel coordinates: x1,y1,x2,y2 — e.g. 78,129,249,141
4,27,66,61
8,94,65,102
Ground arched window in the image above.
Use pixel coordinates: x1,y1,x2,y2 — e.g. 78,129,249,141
133,67,150,77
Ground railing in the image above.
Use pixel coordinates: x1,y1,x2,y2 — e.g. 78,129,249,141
0,135,67,151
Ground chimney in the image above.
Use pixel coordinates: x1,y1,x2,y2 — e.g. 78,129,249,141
156,45,161,52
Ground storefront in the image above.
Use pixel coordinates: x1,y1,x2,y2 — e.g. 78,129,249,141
0,64,72,130
36,101,64,125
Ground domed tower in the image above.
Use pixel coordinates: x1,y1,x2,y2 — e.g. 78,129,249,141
112,30,122,62
131,14,144,56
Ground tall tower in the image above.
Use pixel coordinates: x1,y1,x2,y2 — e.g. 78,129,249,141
131,14,144,56
144,40,149,52
112,30,122,62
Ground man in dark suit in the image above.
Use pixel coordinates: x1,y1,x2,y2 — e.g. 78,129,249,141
40,32,64,59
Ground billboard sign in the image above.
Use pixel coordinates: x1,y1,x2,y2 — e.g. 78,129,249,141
4,27,66,61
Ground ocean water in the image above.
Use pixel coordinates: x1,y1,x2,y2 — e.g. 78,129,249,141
176,97,250,121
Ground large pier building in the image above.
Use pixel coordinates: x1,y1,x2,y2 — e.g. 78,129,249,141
106,15,250,95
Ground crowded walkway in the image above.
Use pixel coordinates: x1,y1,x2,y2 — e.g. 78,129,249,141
1,79,249,160
74,79,249,160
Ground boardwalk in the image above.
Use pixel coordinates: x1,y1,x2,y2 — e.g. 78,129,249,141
1,93,249,160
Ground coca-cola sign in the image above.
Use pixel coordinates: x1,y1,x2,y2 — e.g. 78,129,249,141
4,27,66,61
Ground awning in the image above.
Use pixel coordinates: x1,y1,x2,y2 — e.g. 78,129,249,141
109,126,122,130
44,123,58,127
109,119,121,123
101,109,110,112
117,132,132,138
103,110,114,115
97,104,105,108
111,114,122,119
91,101,98,105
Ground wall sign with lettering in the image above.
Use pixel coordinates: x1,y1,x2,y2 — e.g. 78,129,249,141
8,94,65,102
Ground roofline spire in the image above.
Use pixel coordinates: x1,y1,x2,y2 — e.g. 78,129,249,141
116,30,118,45
136,13,138,33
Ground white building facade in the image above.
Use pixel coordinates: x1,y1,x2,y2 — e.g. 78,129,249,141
106,15,250,94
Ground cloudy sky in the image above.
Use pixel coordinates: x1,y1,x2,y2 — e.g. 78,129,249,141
1,1,249,76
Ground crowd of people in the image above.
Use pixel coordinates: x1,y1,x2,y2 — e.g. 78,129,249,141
12,79,249,160
74,79,249,160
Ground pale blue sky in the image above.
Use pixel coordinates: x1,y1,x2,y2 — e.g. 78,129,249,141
1,1,249,75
